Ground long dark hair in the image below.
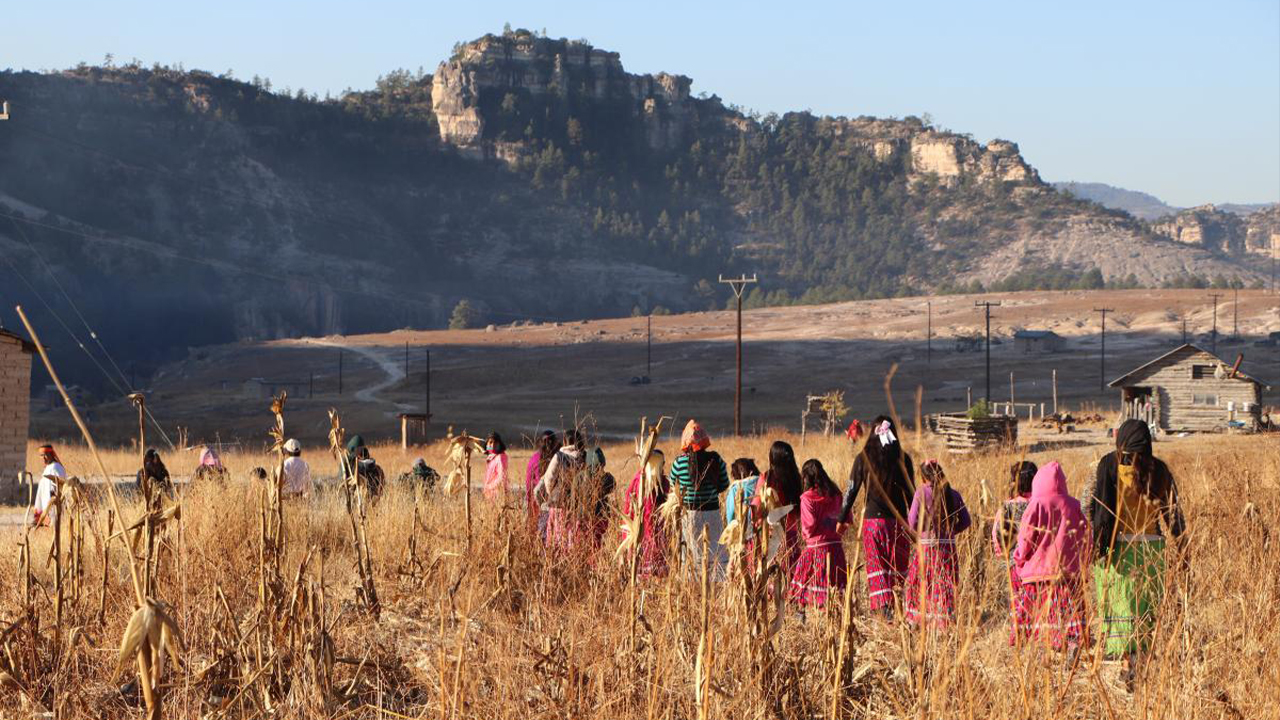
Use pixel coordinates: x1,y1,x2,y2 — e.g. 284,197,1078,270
561,428,585,453
861,415,902,474
801,459,840,498
1010,461,1037,497
535,430,557,477
919,460,961,533
767,440,802,505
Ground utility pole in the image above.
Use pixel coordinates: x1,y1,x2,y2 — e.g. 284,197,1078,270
338,349,343,395
1181,315,1188,344
927,300,933,367
720,274,758,436
975,300,1000,405
405,341,409,377
425,348,431,419
1208,293,1223,355
1094,308,1114,393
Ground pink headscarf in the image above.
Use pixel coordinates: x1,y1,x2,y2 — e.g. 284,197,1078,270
199,447,223,469
1012,462,1090,583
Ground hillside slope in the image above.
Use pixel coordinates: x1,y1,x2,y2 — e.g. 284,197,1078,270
0,29,1267,386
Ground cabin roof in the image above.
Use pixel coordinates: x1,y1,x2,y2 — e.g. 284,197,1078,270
0,328,36,353
1108,343,1268,389
1014,330,1060,340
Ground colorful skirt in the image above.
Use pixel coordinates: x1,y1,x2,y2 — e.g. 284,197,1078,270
1013,577,1089,650
788,541,848,608
1005,564,1027,646
1094,536,1166,658
862,519,912,612
545,509,592,555
904,539,959,627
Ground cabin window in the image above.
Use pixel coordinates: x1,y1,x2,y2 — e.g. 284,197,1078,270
1192,393,1218,406
1191,364,1216,379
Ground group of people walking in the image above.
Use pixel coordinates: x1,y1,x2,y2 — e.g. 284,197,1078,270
509,416,1184,684
29,413,1183,684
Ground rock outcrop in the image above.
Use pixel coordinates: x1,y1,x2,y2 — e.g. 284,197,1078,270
432,31,696,158
1151,205,1247,254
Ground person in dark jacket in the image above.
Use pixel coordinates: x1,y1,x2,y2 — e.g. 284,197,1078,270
839,415,915,619
135,448,172,500
1089,419,1185,688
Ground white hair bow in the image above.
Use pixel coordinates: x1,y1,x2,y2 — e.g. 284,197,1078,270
876,420,897,447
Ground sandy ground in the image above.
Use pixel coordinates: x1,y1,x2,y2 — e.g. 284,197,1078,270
28,288,1280,446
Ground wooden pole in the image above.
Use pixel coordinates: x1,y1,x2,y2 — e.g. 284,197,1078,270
15,306,144,606
1052,369,1058,414
464,444,473,551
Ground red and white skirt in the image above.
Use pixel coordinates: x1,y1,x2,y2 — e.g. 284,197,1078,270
788,541,848,609
904,539,959,627
1013,577,1090,651
862,519,911,612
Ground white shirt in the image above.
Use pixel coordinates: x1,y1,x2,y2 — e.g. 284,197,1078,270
282,456,311,497
34,461,65,525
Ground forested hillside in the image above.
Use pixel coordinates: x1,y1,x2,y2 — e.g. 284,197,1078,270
0,29,1265,390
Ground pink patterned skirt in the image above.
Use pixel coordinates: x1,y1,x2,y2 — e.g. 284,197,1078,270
545,509,592,555
788,541,848,608
862,519,911,612
904,539,959,627
1013,577,1090,651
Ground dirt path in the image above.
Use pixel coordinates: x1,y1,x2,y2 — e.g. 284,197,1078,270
313,340,414,413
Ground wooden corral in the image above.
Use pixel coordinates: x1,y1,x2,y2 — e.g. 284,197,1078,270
930,413,1018,454
1109,344,1268,433
399,412,432,448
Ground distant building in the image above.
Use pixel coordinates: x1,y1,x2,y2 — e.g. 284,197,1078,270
1110,344,1268,432
0,329,35,503
1013,330,1065,354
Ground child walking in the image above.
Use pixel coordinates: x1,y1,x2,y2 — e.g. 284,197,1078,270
788,459,848,609
992,461,1037,643
904,460,971,627
1012,461,1091,653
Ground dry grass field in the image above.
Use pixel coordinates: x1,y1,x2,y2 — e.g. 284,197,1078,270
3,395,1279,719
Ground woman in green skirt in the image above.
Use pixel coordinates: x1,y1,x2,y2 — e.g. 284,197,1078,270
1088,419,1185,689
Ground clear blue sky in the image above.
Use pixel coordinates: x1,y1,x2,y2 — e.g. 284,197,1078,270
7,0,1278,206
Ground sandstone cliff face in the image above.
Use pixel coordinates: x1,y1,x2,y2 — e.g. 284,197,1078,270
432,32,695,157
1243,205,1280,255
810,117,1038,185
1152,205,1247,254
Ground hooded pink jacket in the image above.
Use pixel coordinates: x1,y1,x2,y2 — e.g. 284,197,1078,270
1012,462,1090,583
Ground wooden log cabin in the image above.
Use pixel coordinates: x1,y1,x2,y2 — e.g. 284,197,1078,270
1109,344,1268,433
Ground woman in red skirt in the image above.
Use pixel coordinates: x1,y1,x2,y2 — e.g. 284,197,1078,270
992,461,1037,644
788,459,848,609
904,460,971,628
750,440,804,573
840,416,915,619
1012,461,1091,652
622,450,671,578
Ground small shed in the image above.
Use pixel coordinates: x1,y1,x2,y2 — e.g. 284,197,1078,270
1014,330,1065,354
1109,344,1268,432
0,329,35,503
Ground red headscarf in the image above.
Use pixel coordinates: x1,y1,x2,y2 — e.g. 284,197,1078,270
680,419,711,453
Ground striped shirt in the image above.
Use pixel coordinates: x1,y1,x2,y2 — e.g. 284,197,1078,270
670,451,730,511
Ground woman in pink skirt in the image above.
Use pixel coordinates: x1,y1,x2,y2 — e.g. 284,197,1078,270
622,450,671,578
839,416,915,619
1012,461,1092,653
904,460,971,628
789,459,848,609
